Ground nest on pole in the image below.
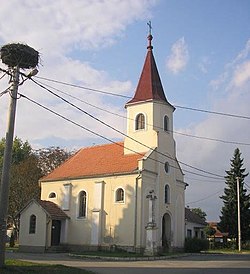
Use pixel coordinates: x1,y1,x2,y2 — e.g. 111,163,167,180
0,43,39,69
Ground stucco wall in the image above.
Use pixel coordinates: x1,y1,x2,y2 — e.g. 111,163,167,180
41,173,137,247
19,202,47,248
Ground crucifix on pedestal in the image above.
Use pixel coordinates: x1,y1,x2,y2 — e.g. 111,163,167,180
144,190,158,256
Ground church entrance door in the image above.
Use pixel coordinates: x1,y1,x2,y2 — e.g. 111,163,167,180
162,213,171,252
51,220,61,246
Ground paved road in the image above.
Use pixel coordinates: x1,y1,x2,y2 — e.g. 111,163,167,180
6,252,250,274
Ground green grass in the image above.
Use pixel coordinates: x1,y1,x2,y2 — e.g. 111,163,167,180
205,249,250,254
2,259,94,274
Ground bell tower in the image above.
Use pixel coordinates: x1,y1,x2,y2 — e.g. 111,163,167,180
124,31,175,157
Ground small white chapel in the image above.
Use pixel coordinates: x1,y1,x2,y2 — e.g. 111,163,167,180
18,31,187,254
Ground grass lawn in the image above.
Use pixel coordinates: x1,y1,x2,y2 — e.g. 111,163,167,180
2,260,94,274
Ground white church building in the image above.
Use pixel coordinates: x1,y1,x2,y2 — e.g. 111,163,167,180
18,33,187,254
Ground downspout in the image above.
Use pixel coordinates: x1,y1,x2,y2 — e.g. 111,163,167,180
134,172,142,251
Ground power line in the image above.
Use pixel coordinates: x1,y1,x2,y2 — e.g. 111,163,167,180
35,75,130,99
18,92,223,180
30,78,224,179
34,79,250,147
175,104,250,121
34,75,250,121
186,189,223,205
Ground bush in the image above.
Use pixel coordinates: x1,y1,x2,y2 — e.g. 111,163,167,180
184,238,209,253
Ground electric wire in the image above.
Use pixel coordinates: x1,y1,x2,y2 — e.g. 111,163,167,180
0,86,11,97
30,78,224,179
186,189,224,205
35,75,130,99
18,92,224,180
34,75,250,121
0,72,7,80
35,79,250,147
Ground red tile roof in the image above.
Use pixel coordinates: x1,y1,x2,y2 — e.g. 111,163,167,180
41,142,144,182
126,35,172,107
37,200,69,220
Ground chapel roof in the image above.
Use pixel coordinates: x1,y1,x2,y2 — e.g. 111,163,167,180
18,199,69,220
126,34,172,107
41,142,145,182
37,200,70,220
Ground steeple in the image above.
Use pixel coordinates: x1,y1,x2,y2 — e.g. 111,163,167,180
126,26,171,107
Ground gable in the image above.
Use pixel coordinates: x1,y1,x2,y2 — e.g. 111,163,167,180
41,142,144,182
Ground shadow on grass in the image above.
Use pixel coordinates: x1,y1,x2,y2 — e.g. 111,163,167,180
3,260,94,274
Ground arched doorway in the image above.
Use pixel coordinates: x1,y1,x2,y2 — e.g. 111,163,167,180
162,213,171,252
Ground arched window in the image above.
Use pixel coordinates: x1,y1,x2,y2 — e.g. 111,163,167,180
164,184,170,204
164,115,169,131
115,188,125,202
49,192,56,198
135,113,145,130
29,214,36,234
78,191,87,218
164,162,169,173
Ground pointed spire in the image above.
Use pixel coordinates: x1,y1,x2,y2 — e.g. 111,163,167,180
126,24,171,106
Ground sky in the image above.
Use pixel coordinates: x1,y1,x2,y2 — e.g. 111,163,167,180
0,0,250,221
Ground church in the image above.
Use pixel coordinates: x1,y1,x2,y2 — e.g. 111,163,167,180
18,32,187,254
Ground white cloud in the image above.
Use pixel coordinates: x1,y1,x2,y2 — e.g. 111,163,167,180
166,37,189,74
176,39,250,221
0,0,156,148
231,61,250,87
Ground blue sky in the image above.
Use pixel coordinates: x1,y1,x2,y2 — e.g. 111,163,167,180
0,0,250,221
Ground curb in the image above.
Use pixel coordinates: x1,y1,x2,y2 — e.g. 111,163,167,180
68,253,191,261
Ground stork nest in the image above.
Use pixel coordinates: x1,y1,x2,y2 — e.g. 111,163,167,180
0,43,39,69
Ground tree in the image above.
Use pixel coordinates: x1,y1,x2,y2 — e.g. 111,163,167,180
0,137,42,235
36,146,72,176
219,148,250,243
190,207,207,221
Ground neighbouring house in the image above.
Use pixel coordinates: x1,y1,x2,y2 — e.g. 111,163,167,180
18,33,187,254
207,222,228,244
185,207,207,239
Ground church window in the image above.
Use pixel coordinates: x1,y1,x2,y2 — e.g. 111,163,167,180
164,184,170,204
164,115,169,132
164,162,169,173
135,113,145,130
115,188,125,202
29,214,36,234
78,191,87,218
49,192,56,198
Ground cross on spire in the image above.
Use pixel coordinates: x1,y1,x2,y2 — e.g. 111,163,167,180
147,21,153,50
147,21,152,35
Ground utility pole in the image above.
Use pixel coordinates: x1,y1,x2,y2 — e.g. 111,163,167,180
236,176,241,252
0,66,20,267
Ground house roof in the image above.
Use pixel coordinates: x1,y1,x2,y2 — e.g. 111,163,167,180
185,208,207,226
41,142,145,182
126,34,173,108
208,222,229,238
36,200,70,220
18,199,69,220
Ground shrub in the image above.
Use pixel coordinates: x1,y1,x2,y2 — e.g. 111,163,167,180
184,238,209,253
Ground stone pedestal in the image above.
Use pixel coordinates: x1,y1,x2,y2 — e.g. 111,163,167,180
144,222,158,256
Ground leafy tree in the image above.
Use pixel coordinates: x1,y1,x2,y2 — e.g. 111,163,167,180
219,148,250,243
0,138,42,235
204,225,216,238
8,155,42,233
36,146,72,176
190,207,207,221
0,137,32,167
